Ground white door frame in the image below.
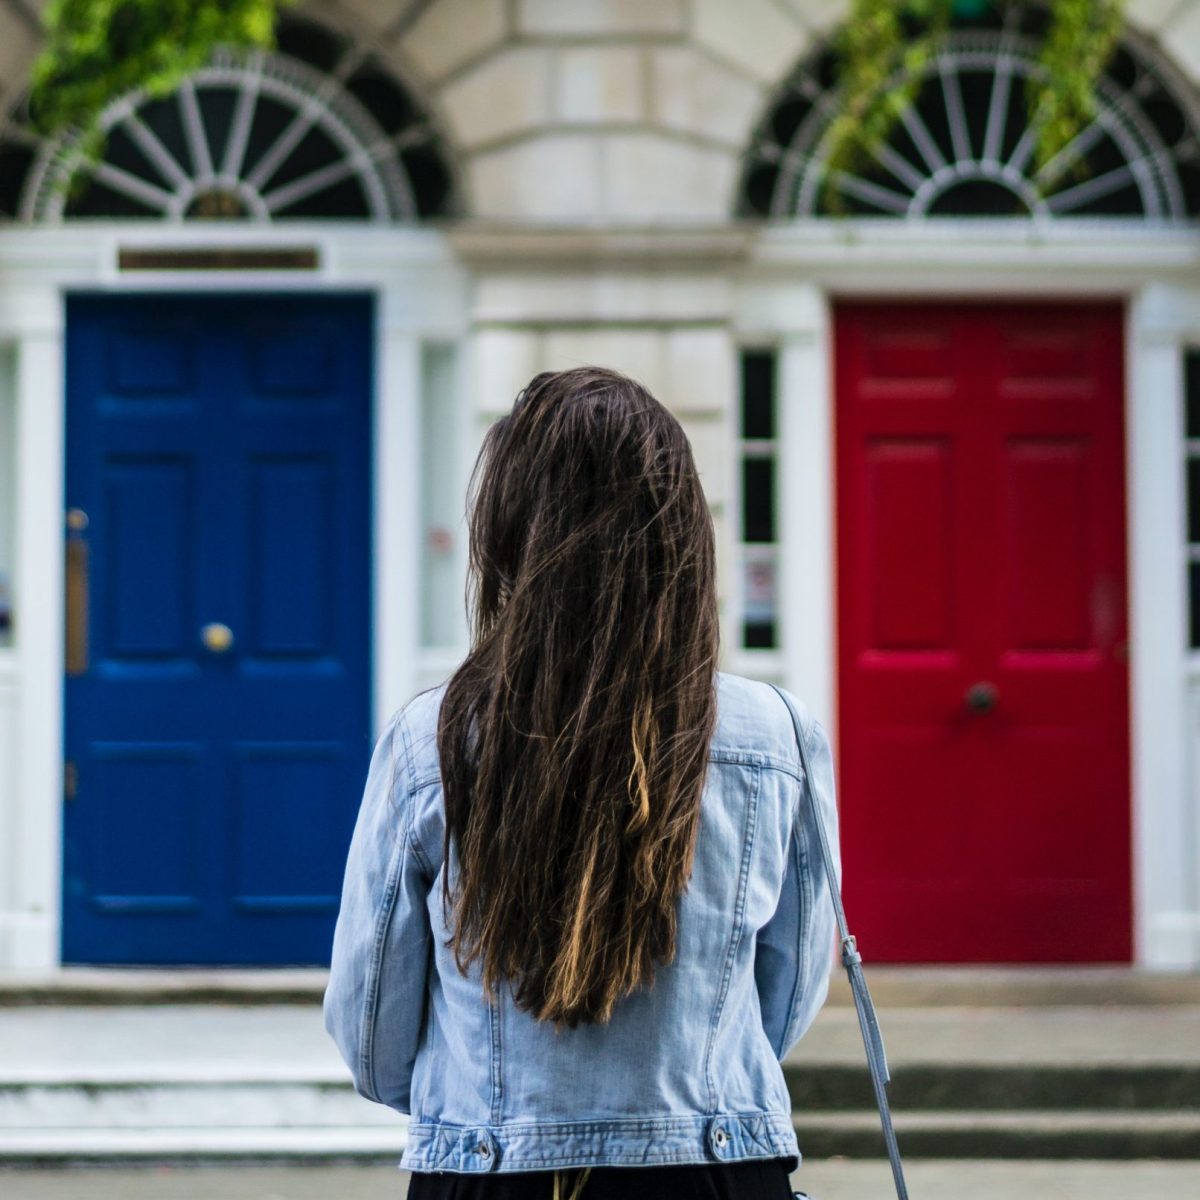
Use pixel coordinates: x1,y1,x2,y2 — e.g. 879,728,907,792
0,222,468,970
738,219,1200,968
2,217,1198,971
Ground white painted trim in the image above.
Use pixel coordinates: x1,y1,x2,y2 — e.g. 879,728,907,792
8,327,65,969
1129,284,1199,968
732,262,1200,970
0,224,470,971
777,302,836,740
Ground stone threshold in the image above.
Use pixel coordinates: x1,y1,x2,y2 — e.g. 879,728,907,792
1,965,1199,1007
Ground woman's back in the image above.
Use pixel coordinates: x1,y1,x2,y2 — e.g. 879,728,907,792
324,366,841,1194
323,668,839,1177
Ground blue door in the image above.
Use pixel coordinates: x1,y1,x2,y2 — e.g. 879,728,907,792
63,293,373,965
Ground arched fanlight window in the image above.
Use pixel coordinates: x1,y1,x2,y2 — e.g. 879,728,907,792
739,3,1200,220
0,16,457,221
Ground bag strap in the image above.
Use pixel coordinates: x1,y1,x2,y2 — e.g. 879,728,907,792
768,685,909,1200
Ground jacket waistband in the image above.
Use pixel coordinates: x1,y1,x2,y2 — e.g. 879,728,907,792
399,1110,800,1174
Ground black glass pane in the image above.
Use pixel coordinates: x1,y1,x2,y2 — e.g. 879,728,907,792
741,350,775,439
0,142,34,216
274,176,370,218
276,18,348,74
261,124,341,193
1191,562,1200,650
1190,459,1200,544
1187,350,1200,439
402,143,454,217
65,175,158,218
198,86,239,174
743,620,777,650
742,459,775,543
346,60,420,138
138,94,190,172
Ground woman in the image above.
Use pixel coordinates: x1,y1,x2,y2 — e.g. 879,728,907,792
324,366,840,1199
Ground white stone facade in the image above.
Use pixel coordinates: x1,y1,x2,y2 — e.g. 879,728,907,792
0,1,1199,970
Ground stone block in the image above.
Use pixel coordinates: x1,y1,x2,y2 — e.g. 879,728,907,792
516,0,686,37
1163,2,1200,81
314,0,413,35
777,0,851,34
1127,0,1195,37
468,135,604,219
542,329,666,396
684,414,733,509
692,0,809,84
397,0,509,84
664,327,735,416
650,46,765,148
438,46,554,148
0,16,39,92
601,133,737,221
473,328,542,417
554,46,645,124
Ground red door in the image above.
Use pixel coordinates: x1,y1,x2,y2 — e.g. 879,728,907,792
834,301,1131,963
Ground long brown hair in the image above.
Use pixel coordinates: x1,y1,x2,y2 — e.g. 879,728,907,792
436,365,720,1030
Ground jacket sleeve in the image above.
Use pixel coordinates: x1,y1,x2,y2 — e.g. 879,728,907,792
323,705,434,1112
754,709,841,1061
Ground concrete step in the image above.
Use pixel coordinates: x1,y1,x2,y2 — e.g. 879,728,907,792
793,1109,1200,1160
4,967,1200,1007
784,1061,1200,1110
3,1105,1199,1166
0,1001,1196,1165
0,1077,393,1131
0,1126,407,1167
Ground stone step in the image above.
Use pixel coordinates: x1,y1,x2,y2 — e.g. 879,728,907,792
794,1109,1200,1161
0,1126,407,1166
0,1001,1195,1165
0,1078,391,1131
2,1108,1198,1166
4,1060,1192,1135
784,1061,1200,1110
4,967,1200,1008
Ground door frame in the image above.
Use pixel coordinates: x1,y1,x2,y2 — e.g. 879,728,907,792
737,220,1200,968
1,218,1199,969
0,222,469,970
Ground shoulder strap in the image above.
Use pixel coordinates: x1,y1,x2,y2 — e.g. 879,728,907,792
768,684,908,1200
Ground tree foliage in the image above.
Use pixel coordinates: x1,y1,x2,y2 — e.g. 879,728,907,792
28,0,288,158
822,0,1126,212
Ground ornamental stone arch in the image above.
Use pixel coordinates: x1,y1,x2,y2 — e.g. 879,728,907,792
0,3,461,221
738,1,1200,221
2,1,1200,225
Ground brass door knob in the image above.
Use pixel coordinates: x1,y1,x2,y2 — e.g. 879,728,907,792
200,622,235,654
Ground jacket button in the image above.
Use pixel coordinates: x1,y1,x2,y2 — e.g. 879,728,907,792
478,1142,490,1157
713,1128,727,1147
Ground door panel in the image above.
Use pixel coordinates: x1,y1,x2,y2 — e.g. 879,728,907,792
63,293,373,965
834,301,1131,963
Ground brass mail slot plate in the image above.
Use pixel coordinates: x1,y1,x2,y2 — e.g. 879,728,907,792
118,247,320,272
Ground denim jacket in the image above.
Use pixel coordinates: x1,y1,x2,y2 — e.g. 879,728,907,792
323,669,840,1175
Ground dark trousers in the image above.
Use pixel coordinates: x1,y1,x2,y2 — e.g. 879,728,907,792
406,1156,798,1199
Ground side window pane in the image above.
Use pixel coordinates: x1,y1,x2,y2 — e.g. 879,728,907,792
1186,350,1200,440
1192,562,1200,651
1188,347,1200,650
742,458,776,543
738,347,778,650
741,350,775,439
0,347,14,649
420,342,464,649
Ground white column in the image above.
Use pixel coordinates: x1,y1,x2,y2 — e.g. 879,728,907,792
777,289,837,737
1128,283,1198,967
374,313,423,734
6,326,64,969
